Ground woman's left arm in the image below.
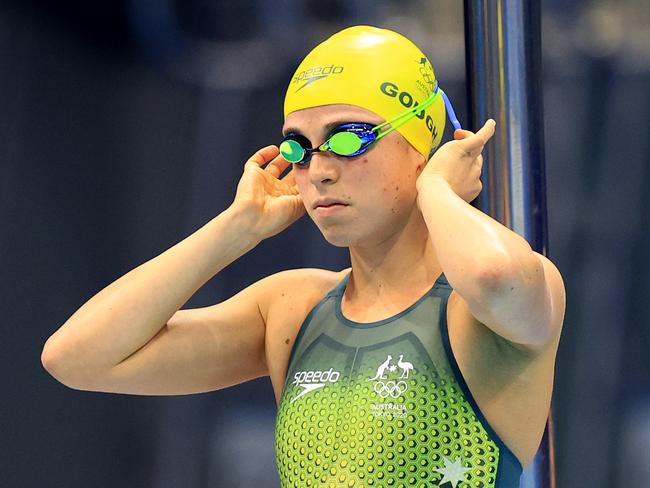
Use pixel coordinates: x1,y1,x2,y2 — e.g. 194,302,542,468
416,120,565,352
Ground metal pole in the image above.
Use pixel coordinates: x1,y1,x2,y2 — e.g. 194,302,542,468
463,1,554,487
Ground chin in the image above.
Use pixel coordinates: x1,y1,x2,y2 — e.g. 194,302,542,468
309,220,356,247
319,229,355,248
324,237,354,248
312,214,398,248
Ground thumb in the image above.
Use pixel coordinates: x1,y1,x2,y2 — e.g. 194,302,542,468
475,119,497,143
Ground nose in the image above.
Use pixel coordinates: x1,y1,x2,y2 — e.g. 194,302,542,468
307,152,340,186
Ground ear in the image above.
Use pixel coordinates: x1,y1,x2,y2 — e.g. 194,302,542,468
413,150,426,174
417,156,426,174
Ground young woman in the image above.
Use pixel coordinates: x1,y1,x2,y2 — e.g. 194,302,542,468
42,26,565,487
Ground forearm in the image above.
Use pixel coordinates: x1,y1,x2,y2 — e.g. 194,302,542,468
42,206,261,376
417,175,536,300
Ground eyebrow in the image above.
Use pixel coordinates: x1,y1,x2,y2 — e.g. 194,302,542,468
282,119,375,138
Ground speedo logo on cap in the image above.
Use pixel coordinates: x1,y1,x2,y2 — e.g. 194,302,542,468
290,368,341,403
292,65,344,92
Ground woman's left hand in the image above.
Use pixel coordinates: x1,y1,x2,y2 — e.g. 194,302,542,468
416,119,496,203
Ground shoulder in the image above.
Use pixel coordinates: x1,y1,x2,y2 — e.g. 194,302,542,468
255,267,350,400
255,267,351,321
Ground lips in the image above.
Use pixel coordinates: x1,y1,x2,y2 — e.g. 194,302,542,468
312,198,349,210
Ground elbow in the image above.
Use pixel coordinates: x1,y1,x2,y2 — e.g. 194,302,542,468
41,339,60,376
41,339,93,390
476,249,543,293
41,340,72,385
474,252,518,293
476,254,556,351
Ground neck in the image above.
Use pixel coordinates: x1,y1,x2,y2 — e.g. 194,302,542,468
346,206,442,303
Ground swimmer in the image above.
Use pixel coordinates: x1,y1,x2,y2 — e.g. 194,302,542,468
42,25,566,488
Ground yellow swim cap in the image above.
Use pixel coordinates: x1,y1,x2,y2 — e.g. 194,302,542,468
284,25,447,158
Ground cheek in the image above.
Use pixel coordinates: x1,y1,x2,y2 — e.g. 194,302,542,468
354,154,401,184
356,168,412,216
293,168,309,190
383,172,419,215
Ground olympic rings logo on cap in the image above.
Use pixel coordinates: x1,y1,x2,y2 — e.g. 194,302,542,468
374,380,408,399
417,57,436,93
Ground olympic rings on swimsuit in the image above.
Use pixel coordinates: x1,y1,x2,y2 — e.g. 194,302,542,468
373,380,408,398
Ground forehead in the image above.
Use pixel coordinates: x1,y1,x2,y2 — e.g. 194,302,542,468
282,104,385,135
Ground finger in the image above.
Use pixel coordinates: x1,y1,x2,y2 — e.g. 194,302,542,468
474,119,496,144
455,134,484,157
246,145,280,167
281,169,298,188
453,129,474,140
264,153,292,178
456,121,495,156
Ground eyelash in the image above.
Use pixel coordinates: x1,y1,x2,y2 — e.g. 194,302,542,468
286,133,312,147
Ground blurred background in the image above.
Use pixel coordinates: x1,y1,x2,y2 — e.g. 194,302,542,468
2,0,649,486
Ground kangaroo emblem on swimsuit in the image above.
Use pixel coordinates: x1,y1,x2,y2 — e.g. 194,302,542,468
397,355,414,379
369,355,392,380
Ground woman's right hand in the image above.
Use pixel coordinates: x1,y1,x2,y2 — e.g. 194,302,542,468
230,145,306,240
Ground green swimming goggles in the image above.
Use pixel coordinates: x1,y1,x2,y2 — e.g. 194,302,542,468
279,85,461,166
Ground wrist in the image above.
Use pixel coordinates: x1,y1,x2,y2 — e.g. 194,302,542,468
214,205,265,250
416,173,452,198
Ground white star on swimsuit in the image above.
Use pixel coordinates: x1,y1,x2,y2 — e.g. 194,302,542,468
434,456,471,487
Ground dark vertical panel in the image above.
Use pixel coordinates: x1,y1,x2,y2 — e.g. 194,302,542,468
0,4,198,487
464,1,552,486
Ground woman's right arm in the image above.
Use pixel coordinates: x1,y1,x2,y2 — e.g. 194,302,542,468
41,145,305,395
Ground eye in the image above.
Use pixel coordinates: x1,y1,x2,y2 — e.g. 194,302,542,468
284,133,312,148
328,131,364,155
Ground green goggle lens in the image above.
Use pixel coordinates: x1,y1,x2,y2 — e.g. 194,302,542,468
279,139,306,163
326,131,363,155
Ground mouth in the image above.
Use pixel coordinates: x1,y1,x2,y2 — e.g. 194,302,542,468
312,199,350,216
312,199,350,210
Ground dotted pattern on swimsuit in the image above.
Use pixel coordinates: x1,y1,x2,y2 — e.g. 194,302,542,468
275,359,499,488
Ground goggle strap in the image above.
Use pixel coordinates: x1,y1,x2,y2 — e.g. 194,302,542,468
373,87,440,140
440,89,462,131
